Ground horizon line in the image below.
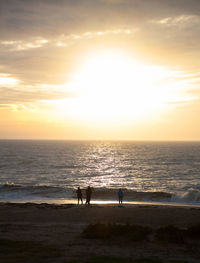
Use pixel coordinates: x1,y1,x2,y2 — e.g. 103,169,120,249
0,138,200,143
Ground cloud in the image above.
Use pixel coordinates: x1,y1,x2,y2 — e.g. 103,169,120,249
0,26,139,87
1,0,200,72
0,84,72,106
1,0,200,106
0,74,19,85
0,104,11,109
1,0,200,40
151,14,200,27
0,103,31,112
0,38,49,51
0,28,137,51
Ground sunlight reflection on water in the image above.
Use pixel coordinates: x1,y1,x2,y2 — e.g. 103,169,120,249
1,140,200,204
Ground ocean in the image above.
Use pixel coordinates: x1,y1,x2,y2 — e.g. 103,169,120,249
0,140,200,205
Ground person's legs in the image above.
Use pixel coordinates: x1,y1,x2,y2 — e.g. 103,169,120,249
85,196,88,205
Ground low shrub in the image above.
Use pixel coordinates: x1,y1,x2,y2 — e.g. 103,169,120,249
0,238,62,262
68,255,169,263
128,224,152,241
186,224,200,239
82,223,152,241
155,225,185,244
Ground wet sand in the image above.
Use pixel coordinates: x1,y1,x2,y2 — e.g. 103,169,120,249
0,202,200,262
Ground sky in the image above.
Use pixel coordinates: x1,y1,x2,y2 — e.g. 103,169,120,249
0,0,200,140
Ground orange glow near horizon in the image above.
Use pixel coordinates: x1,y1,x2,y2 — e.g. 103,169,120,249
1,1,200,141
0,48,198,141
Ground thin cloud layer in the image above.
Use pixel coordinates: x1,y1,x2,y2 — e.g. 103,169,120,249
1,0,200,88
1,0,200,40
0,0,200,139
0,85,72,104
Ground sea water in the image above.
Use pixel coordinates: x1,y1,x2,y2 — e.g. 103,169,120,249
0,140,200,205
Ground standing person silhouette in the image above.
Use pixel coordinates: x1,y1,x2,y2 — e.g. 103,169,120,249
85,186,92,205
118,188,124,204
76,187,83,205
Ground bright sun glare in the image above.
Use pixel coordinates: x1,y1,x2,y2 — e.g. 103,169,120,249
56,50,191,123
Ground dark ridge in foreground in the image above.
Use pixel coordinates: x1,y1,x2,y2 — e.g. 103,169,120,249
0,238,62,262
83,223,200,243
0,203,200,262
68,256,188,263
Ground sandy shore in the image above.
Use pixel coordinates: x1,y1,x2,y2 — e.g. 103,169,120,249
0,202,200,262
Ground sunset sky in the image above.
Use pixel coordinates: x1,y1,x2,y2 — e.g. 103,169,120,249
0,0,200,140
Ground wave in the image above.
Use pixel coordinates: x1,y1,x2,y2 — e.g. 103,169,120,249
172,190,200,203
90,189,172,201
0,183,73,199
1,183,200,205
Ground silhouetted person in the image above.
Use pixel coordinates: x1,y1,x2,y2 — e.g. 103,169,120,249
118,189,124,204
76,187,83,205
85,186,92,205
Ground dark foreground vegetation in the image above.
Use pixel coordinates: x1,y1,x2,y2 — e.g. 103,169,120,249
0,238,62,263
83,223,200,244
1,223,200,262
0,242,188,263
0,238,189,263
82,223,152,241
69,256,188,263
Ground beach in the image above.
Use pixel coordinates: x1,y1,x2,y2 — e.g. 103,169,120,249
0,202,200,262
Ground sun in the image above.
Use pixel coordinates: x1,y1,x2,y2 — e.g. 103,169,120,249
53,50,191,124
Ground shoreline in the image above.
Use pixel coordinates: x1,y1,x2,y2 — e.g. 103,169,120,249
1,201,200,226
1,198,200,208
0,202,200,232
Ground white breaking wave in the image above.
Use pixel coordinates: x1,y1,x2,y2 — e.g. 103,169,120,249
0,140,200,205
